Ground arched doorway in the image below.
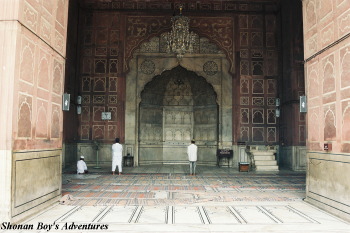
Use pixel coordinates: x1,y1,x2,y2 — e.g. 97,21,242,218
125,35,233,167
139,66,218,165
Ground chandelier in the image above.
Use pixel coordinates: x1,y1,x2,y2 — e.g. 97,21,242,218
166,5,196,59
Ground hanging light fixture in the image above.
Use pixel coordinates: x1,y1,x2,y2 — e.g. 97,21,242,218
166,5,196,59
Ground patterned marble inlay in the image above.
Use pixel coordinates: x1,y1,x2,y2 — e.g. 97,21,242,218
203,61,218,76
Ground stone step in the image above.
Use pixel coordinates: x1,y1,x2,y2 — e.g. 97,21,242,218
255,160,277,166
253,155,276,160
255,165,279,171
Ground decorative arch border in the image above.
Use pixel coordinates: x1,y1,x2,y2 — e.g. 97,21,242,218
125,35,232,166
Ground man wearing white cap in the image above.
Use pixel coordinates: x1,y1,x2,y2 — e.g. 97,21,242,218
112,138,123,175
77,155,88,174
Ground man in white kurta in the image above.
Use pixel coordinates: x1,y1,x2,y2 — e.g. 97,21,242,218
112,138,123,175
77,156,88,174
187,140,198,175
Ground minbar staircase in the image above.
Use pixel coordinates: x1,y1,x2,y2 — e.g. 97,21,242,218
246,146,279,171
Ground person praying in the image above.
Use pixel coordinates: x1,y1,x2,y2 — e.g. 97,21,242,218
77,156,88,174
187,139,198,175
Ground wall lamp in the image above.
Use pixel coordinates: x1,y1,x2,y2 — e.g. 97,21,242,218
275,98,280,118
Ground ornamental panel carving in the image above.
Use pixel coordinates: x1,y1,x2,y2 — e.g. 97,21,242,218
38,51,50,90
108,125,118,139
267,127,276,142
93,125,105,140
35,100,48,138
93,77,106,92
109,59,118,74
267,79,276,94
240,60,249,75
95,59,107,74
141,60,156,75
52,60,63,95
240,79,249,94
241,108,249,124
240,32,249,47
109,77,118,92
251,32,263,47
267,97,276,106
308,66,319,98
140,37,160,53
322,55,335,94
309,109,320,142
241,97,249,105
51,105,60,138
240,127,249,142
340,46,350,88
110,48,119,56
81,125,90,140
342,102,350,141
82,95,90,104
318,0,333,20
252,97,264,106
252,79,264,94
23,1,38,33
252,61,263,75
20,37,35,84
40,17,51,43
54,31,64,54
95,47,107,56
81,106,90,122
252,127,264,142
82,77,91,92
109,95,118,104
93,106,105,122
125,16,234,72
252,109,264,124
306,1,317,30
338,9,350,38
18,94,32,138
96,28,108,45
93,95,105,104
324,105,336,141
56,0,66,26
267,109,276,124
240,49,249,58
203,61,218,76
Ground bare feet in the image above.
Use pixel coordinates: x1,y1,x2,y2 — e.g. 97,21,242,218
112,171,115,175
119,172,122,175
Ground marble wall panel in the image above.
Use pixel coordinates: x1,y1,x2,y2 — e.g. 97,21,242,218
12,150,61,219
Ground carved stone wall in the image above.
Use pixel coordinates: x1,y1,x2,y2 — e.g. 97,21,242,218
0,0,69,222
303,0,350,222
235,13,279,145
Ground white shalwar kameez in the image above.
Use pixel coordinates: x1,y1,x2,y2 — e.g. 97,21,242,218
77,160,87,174
187,143,198,175
112,143,123,173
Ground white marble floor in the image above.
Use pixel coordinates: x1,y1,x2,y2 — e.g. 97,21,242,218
5,165,350,233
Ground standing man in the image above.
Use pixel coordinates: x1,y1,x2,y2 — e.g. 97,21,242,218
187,139,198,175
77,156,88,174
112,138,123,175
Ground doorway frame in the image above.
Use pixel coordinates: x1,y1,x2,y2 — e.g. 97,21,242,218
125,53,233,166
